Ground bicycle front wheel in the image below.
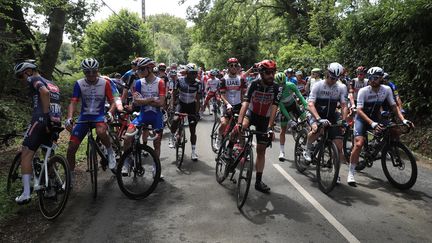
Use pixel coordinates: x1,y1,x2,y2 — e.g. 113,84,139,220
88,141,98,199
176,127,186,168
237,147,253,209
215,136,230,184
38,155,71,220
381,141,417,190
210,119,221,153
294,129,309,173
7,152,24,200
316,141,340,194
116,144,161,199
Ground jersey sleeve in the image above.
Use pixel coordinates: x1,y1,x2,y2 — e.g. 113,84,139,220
385,86,396,106
30,77,46,92
104,80,114,103
308,81,319,103
340,84,347,104
107,78,120,97
219,78,227,93
273,84,282,105
290,83,308,108
71,81,81,103
356,87,366,109
243,81,256,103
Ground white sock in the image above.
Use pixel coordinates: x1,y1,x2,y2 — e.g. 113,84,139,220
22,174,31,197
349,163,356,173
192,145,196,151
107,146,114,155
280,144,284,153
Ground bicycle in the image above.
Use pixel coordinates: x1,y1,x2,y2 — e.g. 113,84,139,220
343,122,417,189
173,112,197,168
7,127,71,220
76,120,114,199
215,127,268,209
294,122,344,194
116,124,161,199
210,112,238,154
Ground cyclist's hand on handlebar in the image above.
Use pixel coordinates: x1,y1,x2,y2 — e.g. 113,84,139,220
337,119,349,128
233,123,242,134
319,118,331,127
106,111,114,123
371,122,385,132
65,118,73,132
267,128,275,142
403,119,414,128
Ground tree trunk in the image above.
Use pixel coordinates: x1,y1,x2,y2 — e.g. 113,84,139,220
40,6,67,80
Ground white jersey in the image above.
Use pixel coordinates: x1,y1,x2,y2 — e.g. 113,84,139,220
350,78,369,101
357,85,395,119
308,80,347,119
206,77,220,92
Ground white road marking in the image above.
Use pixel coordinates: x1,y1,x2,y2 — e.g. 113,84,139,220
273,164,361,243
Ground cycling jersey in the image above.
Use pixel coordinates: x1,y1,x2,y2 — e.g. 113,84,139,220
382,81,399,112
135,77,166,113
357,85,395,120
288,76,297,85
308,80,347,120
350,78,369,101
244,79,281,117
206,77,220,92
28,76,61,123
220,74,246,106
296,78,307,96
279,82,307,121
174,77,201,104
71,77,114,120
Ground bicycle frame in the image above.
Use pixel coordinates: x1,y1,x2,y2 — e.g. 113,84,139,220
33,144,59,191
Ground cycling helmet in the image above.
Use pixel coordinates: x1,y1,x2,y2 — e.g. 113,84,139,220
285,68,294,74
383,72,390,80
367,67,384,77
258,60,277,72
81,58,99,70
311,68,321,73
274,72,287,85
137,57,156,68
14,61,37,74
169,69,177,76
227,57,239,64
356,66,366,74
186,63,198,72
327,62,344,77
158,63,167,70
295,70,303,76
210,69,219,76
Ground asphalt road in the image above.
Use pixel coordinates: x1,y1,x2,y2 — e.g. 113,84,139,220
37,114,432,243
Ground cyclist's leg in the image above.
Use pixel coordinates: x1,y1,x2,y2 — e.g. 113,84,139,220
279,113,288,155
350,118,368,168
67,122,88,171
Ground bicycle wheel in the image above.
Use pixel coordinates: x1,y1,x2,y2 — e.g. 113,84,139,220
6,152,23,200
316,141,340,194
210,119,221,153
116,144,161,199
176,127,186,168
88,141,98,199
237,146,253,209
38,155,71,220
343,127,354,162
294,129,309,173
381,141,417,190
215,136,230,184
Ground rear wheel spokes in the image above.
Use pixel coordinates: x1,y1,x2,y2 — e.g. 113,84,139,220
237,147,253,209
211,120,221,153
176,128,186,168
116,145,161,199
294,130,308,173
38,155,71,220
215,137,230,184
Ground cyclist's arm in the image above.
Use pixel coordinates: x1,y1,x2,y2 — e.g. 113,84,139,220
356,88,373,125
340,85,348,120
219,78,230,106
39,86,50,114
148,80,166,108
348,81,355,107
307,84,321,120
290,83,307,109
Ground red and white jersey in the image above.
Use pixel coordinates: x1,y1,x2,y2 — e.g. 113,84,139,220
206,77,220,92
220,74,246,106
135,77,166,113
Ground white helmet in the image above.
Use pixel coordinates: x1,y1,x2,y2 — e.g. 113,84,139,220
186,63,198,72
81,58,99,70
367,67,384,76
327,62,344,77
137,57,156,68
14,61,37,74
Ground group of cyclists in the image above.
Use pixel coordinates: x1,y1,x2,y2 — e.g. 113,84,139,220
12,54,413,205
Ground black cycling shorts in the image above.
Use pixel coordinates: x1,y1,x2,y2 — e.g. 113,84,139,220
245,110,270,145
23,120,52,151
176,102,198,125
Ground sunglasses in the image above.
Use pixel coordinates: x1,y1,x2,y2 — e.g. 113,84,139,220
329,75,339,81
84,70,98,75
137,68,147,73
16,72,25,79
228,64,239,68
159,68,166,72
369,75,382,80
263,69,276,75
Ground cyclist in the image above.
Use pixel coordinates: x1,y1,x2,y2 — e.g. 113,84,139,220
295,70,307,96
121,57,142,112
13,60,62,204
350,67,413,182
348,66,369,112
122,58,166,175
233,60,281,193
382,72,403,111
303,62,348,180
169,63,202,160
65,58,117,181
274,72,308,161
216,58,247,149
305,68,322,96
285,68,297,85
201,69,221,115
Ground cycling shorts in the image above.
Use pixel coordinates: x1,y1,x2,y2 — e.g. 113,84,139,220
353,117,388,138
131,111,163,132
280,103,302,126
245,110,270,145
70,115,106,145
308,112,343,140
23,120,52,151
176,101,198,125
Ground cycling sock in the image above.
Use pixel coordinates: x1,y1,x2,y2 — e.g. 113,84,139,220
280,144,284,152
306,143,313,150
349,163,356,173
22,174,31,197
256,172,263,183
192,145,196,151
107,147,114,155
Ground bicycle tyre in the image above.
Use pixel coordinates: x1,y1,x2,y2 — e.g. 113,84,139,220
237,147,253,209
381,141,417,190
343,127,354,162
215,136,230,184
176,127,186,168
294,129,309,173
38,155,71,220
6,152,23,199
88,140,98,199
116,144,161,199
210,119,221,153
316,141,339,194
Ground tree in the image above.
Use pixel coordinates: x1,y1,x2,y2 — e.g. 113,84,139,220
81,9,154,74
